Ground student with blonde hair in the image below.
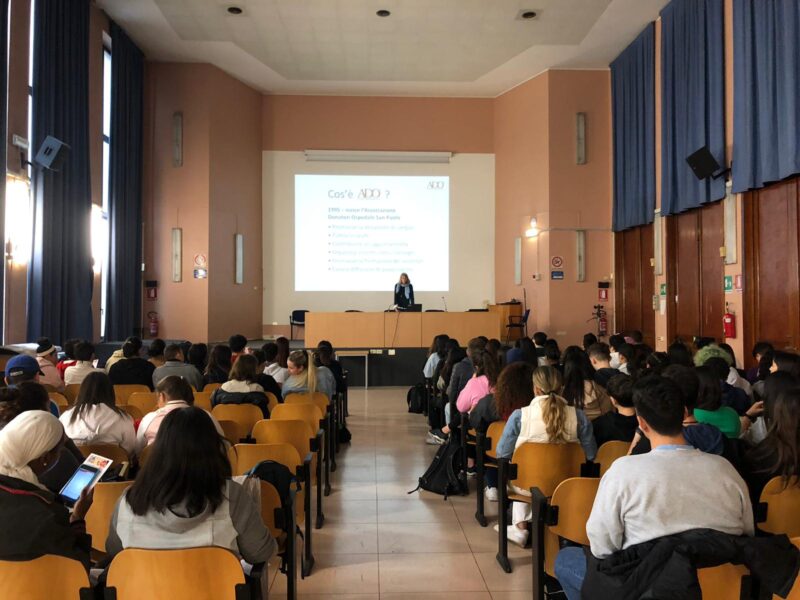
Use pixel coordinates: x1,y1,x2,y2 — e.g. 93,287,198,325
495,366,596,546
282,349,321,398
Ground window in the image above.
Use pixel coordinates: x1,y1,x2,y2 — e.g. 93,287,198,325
94,46,111,338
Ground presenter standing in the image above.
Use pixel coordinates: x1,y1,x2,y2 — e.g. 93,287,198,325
394,273,415,309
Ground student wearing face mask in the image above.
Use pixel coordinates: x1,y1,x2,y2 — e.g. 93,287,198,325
608,334,625,369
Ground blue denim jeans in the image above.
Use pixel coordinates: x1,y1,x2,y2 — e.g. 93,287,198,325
554,546,587,600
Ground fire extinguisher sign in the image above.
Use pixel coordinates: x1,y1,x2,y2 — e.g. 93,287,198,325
598,289,608,302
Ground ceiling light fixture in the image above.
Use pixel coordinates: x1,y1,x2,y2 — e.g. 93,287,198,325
227,6,243,15
376,9,391,17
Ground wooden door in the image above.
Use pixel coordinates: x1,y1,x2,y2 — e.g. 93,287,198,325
666,202,724,344
743,177,800,361
614,224,655,347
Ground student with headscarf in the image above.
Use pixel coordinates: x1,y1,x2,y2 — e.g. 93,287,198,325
0,411,93,569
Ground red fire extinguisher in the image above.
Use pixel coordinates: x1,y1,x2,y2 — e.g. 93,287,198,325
148,311,159,337
599,312,608,337
723,311,736,339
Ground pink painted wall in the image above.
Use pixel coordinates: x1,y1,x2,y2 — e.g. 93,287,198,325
263,95,494,153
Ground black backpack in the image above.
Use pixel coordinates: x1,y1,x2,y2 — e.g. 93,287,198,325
407,383,427,414
409,435,467,499
246,460,300,515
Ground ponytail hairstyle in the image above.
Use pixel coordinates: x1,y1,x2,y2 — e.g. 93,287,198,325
288,349,318,393
477,350,500,388
532,366,570,444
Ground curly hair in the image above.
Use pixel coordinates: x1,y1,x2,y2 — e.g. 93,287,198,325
493,362,535,420
693,344,733,368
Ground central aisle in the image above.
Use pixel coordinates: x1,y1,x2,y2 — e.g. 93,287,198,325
270,386,533,599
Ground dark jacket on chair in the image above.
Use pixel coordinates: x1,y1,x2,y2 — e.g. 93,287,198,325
210,389,269,418
0,474,92,570
582,528,800,600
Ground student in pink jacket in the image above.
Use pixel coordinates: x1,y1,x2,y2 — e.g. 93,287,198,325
456,351,500,414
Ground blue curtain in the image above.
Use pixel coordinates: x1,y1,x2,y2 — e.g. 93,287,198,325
732,0,800,193
105,22,144,341
612,24,656,232
660,0,726,215
27,0,93,344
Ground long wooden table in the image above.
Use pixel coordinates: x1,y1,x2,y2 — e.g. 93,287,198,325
305,304,522,348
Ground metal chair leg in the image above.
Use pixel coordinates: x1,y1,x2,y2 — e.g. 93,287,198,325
475,432,487,526
496,458,512,573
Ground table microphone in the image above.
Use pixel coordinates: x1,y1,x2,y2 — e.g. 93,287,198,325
441,296,448,312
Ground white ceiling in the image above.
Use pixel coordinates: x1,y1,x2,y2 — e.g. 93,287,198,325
98,0,669,97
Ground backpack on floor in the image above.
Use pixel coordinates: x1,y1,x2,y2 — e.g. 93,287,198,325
427,393,445,430
407,383,427,414
409,435,467,499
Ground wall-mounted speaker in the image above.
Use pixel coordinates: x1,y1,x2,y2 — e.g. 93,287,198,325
686,146,721,180
34,136,70,171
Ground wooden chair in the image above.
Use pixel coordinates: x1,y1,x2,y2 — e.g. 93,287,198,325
121,404,143,422
758,476,800,537
48,392,69,414
127,392,158,415
78,443,130,476
217,419,246,446
496,441,586,573
594,440,630,476
85,481,131,553
475,420,506,526
253,418,324,529
193,390,212,411
285,391,337,472
105,547,259,600
139,443,154,468
778,537,800,599
234,443,315,576
203,382,222,392
211,404,264,441
698,563,751,600
260,481,297,600
64,383,82,405
530,477,600,600
271,403,330,496
265,391,280,414
0,554,91,599
113,384,151,406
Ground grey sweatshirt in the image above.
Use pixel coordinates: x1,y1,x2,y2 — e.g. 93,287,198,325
586,444,754,559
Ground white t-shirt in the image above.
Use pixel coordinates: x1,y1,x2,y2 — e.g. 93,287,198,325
60,403,137,456
264,363,288,385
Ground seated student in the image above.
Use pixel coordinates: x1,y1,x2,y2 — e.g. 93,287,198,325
743,385,800,507
229,334,248,365
313,352,338,402
719,342,753,396
747,341,774,384
512,337,537,365
281,349,320,399
496,366,596,547
57,338,80,381
704,356,752,415
543,339,562,370
147,338,166,368
616,343,635,376
0,382,85,492
5,354,59,417
644,351,670,375
108,339,156,389
554,375,755,600
251,349,283,400
694,366,746,438
666,340,694,368
532,331,548,363
152,344,203,391
261,342,288,387
211,354,270,418
64,341,103,386
105,336,143,373
204,344,233,387
316,342,345,396
469,362,535,502
743,371,793,446
562,347,612,421
456,350,500,414
137,376,223,453
107,407,275,568
35,338,65,392
0,411,93,570
187,343,208,376
423,334,449,379
592,374,637,447
587,343,620,389
582,332,598,352
59,372,136,457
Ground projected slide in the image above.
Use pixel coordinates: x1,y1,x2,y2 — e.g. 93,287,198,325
295,174,449,292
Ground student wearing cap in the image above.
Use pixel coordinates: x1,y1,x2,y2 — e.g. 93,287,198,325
5,355,59,418
35,338,64,392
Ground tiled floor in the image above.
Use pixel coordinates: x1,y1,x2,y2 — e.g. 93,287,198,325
269,386,532,599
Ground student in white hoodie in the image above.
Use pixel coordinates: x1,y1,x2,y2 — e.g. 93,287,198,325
60,371,136,457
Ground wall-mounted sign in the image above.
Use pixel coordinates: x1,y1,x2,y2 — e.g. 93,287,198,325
734,274,743,292
193,254,208,268
660,283,667,296
551,270,564,280
724,275,734,293
598,288,608,302
551,256,564,269
193,268,208,279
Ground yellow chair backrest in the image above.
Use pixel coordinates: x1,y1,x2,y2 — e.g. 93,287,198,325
64,383,82,405
0,554,90,599
549,477,600,545
49,392,69,413
227,445,238,472
114,384,151,406
127,392,158,415
595,440,630,476
193,391,212,411
85,481,131,552
211,404,264,437
233,443,301,476
511,442,584,497
485,420,507,459
106,547,246,600
217,419,248,445
260,480,283,539
265,392,280,413
759,476,800,537
121,404,143,421
698,563,749,600
78,443,130,466
203,382,222,392
251,419,316,481
285,391,328,414
270,403,323,434
779,537,800,599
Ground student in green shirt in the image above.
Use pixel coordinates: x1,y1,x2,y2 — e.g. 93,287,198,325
694,366,741,438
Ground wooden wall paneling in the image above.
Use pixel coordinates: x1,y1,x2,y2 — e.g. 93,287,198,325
639,225,656,347
672,211,701,343
699,202,724,340
622,228,643,332
614,225,655,347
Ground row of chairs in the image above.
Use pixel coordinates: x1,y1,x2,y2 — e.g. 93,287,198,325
48,382,224,407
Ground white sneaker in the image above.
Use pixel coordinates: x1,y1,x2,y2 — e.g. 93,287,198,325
493,523,529,547
426,431,446,445
485,487,499,502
